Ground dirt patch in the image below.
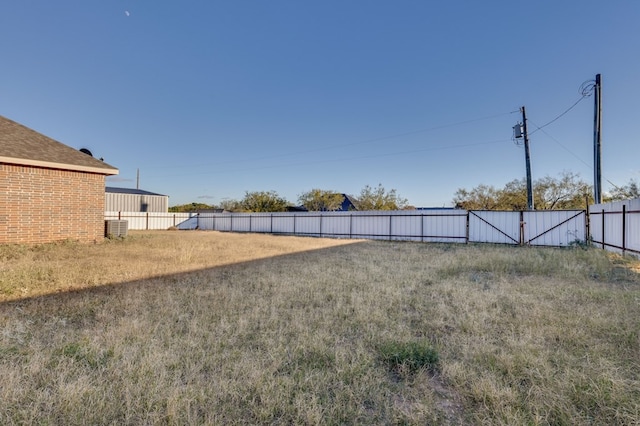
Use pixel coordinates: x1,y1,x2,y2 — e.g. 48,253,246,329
428,372,466,425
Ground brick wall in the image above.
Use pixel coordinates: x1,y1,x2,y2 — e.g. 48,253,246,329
0,163,106,244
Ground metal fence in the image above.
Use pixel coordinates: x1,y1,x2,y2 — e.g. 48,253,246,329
469,210,587,246
589,198,640,256
106,201,640,254
176,210,470,243
105,211,193,230
105,209,592,247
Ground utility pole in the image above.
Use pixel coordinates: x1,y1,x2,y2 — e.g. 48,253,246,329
136,168,140,190
515,106,534,210
593,74,602,204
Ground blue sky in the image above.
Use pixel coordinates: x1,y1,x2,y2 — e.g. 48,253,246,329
2,1,639,207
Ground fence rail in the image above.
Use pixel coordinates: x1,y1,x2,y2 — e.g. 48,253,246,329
589,199,640,256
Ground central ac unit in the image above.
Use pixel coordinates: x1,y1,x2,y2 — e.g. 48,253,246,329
105,220,128,237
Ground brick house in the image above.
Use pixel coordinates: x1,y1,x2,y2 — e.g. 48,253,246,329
0,115,119,244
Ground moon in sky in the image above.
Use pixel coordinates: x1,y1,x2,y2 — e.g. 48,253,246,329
125,11,130,17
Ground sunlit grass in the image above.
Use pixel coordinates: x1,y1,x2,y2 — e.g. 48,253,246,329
1,233,639,424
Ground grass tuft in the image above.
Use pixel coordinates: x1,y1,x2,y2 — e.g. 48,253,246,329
378,340,439,375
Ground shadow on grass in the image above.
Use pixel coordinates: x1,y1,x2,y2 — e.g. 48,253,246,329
0,238,370,311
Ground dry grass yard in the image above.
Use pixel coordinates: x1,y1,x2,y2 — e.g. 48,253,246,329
1,231,639,425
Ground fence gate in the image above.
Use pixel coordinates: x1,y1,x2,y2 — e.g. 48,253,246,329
522,210,586,246
468,211,521,244
468,210,586,246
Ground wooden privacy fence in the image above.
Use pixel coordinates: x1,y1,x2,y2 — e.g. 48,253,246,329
589,199,640,256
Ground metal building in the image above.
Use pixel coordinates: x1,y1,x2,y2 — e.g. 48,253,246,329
105,187,168,213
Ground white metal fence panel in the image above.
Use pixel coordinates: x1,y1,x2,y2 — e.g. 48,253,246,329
211,215,233,231
468,211,520,244
391,214,422,241
590,201,621,252
249,214,273,233
590,198,640,256
351,214,391,240
628,199,640,254
320,214,351,238
177,216,199,230
606,210,624,251
229,215,250,232
105,212,192,230
272,215,295,234
121,212,148,230
294,214,322,236
422,211,468,243
524,210,585,246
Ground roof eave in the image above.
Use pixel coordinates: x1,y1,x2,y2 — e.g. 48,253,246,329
0,156,119,175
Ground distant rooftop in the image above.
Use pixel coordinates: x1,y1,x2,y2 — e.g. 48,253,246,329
415,207,458,210
106,187,167,197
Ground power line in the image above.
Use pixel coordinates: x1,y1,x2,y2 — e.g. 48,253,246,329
143,138,511,179
530,121,624,192
529,95,588,136
529,121,591,169
143,111,514,170
528,78,597,137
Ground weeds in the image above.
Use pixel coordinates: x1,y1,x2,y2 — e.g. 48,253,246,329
1,232,639,424
378,340,439,375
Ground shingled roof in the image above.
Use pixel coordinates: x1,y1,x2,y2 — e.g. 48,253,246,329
0,115,118,175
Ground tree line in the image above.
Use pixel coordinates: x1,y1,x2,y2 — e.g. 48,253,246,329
453,172,639,210
169,174,639,213
169,184,409,213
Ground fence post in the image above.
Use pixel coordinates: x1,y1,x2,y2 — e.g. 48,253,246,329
466,211,470,244
519,211,525,246
146,212,149,230
350,214,354,239
585,209,590,246
118,211,121,220
389,214,392,241
622,204,626,254
319,214,323,238
601,209,605,249
421,213,424,243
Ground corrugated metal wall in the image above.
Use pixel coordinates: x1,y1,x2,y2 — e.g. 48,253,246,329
105,193,168,212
